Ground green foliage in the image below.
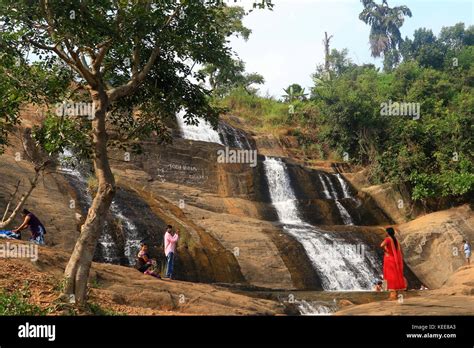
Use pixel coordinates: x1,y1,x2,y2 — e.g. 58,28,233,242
0,1,272,158
32,114,91,158
201,59,265,97
0,289,47,315
217,87,289,130
0,48,70,154
310,23,474,202
86,302,123,316
220,21,473,203
282,84,308,102
359,0,412,69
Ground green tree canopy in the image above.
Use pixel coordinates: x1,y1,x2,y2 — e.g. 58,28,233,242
0,0,272,305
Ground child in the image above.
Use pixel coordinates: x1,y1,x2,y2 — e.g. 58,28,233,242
373,280,383,292
463,240,471,266
136,242,161,278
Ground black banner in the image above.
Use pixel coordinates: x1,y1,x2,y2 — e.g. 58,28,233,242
0,316,472,347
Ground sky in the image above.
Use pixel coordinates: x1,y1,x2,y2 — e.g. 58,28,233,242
227,0,474,98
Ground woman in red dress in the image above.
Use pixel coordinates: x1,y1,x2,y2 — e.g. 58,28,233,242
381,227,407,300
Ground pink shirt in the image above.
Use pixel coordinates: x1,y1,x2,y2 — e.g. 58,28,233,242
164,231,179,256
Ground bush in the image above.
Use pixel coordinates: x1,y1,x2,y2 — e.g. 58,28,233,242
0,290,47,315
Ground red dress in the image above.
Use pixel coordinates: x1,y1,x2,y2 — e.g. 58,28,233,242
383,237,407,290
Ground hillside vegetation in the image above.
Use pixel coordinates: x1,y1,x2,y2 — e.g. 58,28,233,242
216,23,474,206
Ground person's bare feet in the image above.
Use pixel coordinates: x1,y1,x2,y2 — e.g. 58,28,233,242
388,291,398,301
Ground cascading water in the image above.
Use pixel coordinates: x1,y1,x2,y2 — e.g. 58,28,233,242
58,149,141,266
297,300,335,316
318,172,354,225
318,173,331,199
263,157,380,291
176,119,381,309
110,203,142,266
336,173,351,199
335,200,354,225
218,122,253,150
263,158,305,226
176,110,223,145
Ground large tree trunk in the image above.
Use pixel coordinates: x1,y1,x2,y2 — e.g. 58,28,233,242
63,87,115,305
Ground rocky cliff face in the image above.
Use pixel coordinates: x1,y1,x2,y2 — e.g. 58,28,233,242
3,109,471,308
397,205,474,289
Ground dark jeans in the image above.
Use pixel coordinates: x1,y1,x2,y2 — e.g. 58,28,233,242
166,252,175,278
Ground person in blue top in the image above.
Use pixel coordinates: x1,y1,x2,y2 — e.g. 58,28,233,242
12,209,46,245
463,240,471,266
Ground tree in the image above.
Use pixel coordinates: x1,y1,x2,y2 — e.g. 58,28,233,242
323,31,333,78
399,28,445,69
282,83,308,102
201,59,264,96
359,0,412,69
0,0,271,305
1,30,70,225
311,48,357,97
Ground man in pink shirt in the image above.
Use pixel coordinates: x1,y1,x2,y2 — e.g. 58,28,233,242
164,225,179,279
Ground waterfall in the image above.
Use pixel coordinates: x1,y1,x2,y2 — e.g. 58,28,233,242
263,156,380,290
336,173,351,199
335,200,354,225
218,122,253,150
317,172,355,225
263,157,306,225
297,300,335,316
110,202,141,266
176,110,223,145
322,173,339,199
318,173,331,199
58,149,140,266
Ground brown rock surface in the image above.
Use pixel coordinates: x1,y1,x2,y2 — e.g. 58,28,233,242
0,154,79,250
335,266,474,315
398,205,474,289
0,240,285,315
115,173,317,290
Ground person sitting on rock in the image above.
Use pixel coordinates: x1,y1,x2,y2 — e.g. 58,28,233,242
136,242,160,279
463,240,471,266
373,279,383,291
12,209,46,245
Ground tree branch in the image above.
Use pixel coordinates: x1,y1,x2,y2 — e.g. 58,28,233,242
1,180,21,223
92,39,113,74
0,162,48,229
108,3,184,101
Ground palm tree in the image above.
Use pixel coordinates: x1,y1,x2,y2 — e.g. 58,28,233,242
282,84,308,102
359,0,412,64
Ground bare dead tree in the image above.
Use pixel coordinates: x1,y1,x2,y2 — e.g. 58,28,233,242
323,31,333,80
0,162,48,229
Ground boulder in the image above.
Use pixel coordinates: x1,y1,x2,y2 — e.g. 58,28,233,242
398,205,474,289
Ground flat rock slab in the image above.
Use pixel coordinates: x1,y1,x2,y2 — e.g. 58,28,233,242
335,293,474,315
